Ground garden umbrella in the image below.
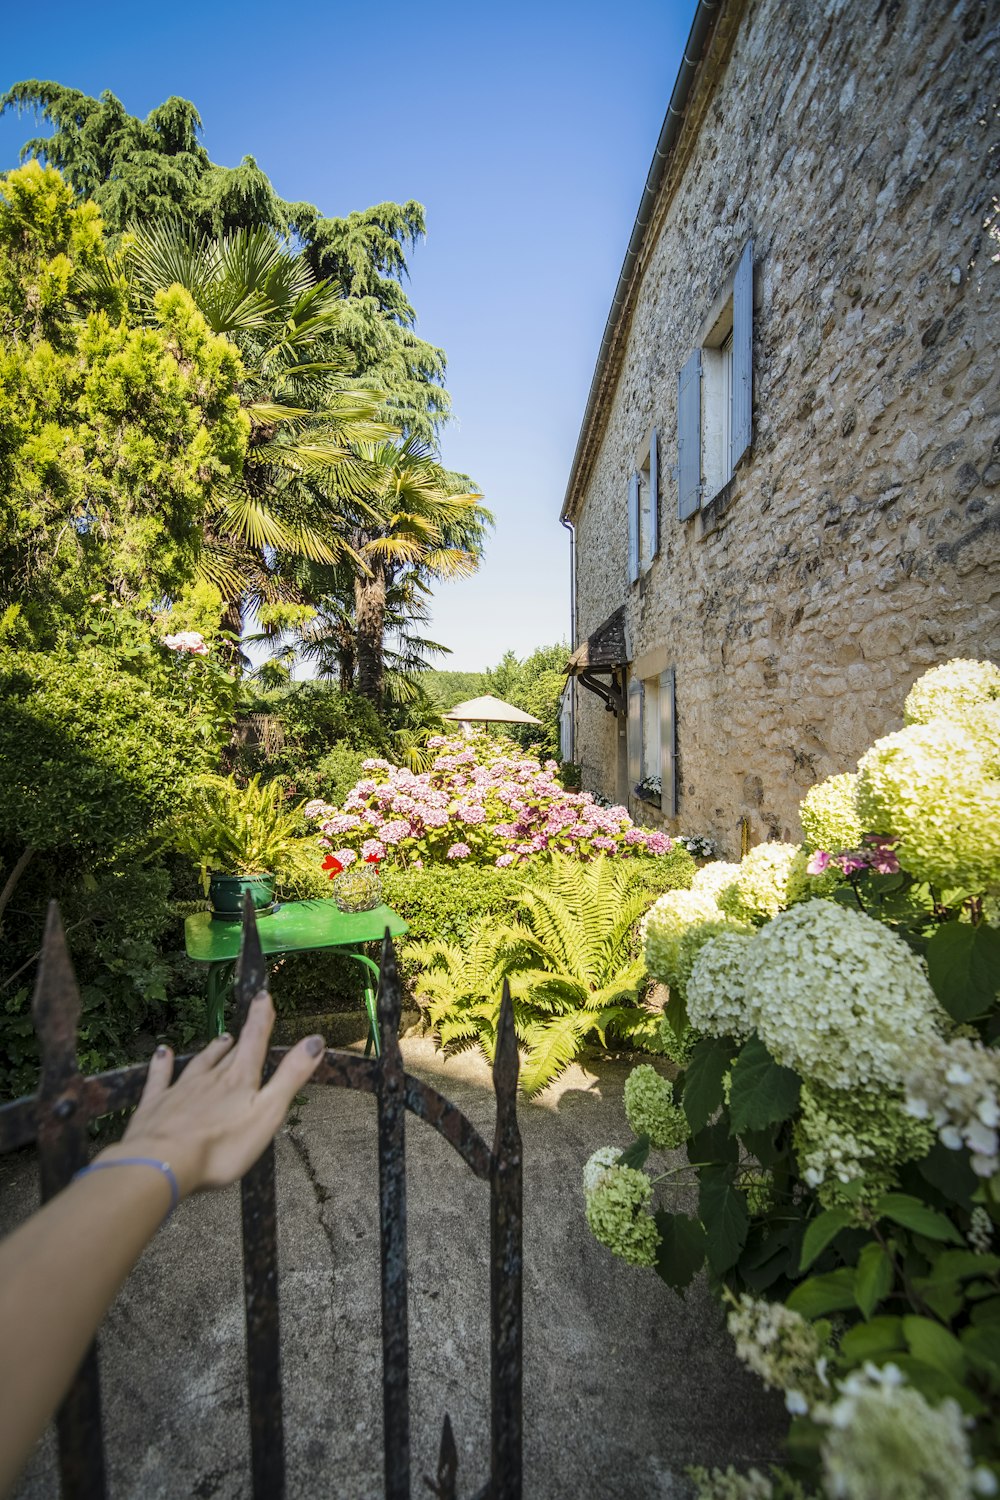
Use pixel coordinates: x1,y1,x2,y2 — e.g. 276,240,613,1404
442,694,542,732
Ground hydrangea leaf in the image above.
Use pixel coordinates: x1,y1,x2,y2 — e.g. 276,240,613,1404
653,1210,706,1291
925,920,1000,1023
875,1193,964,1244
786,1267,858,1318
619,1133,650,1170
854,1241,894,1319
839,1315,905,1364
738,1221,805,1292
728,1035,801,1134
889,1354,985,1417
916,1140,979,1209
689,1118,739,1166
681,1037,737,1133
697,1164,749,1273
799,1208,854,1271
961,1324,1000,1380
902,1315,967,1383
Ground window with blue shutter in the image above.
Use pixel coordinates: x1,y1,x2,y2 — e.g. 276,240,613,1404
647,427,659,561
677,349,702,519
731,239,753,471
627,470,640,583
659,667,677,816
626,676,643,792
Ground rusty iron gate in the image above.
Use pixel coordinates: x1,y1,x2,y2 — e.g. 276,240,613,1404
0,902,523,1500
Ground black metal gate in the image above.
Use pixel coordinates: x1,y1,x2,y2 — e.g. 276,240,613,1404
0,902,523,1500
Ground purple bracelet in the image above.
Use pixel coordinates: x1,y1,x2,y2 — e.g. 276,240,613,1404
73,1157,180,1218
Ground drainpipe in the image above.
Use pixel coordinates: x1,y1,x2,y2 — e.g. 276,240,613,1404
561,515,576,763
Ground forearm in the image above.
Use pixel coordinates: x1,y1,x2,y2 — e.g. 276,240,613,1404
0,1160,170,1495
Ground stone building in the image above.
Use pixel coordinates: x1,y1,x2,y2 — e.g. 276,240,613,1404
561,0,999,854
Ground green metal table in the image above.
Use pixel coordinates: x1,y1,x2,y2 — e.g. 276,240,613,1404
184,899,409,1056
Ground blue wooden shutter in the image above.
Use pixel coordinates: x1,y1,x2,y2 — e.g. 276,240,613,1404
659,667,677,816
731,239,753,470
648,427,659,560
677,349,702,519
627,676,643,792
627,470,640,583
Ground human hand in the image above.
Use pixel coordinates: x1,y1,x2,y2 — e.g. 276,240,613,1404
99,989,324,1200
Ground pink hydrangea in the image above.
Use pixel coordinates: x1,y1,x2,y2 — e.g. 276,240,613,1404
495,853,515,868
422,809,450,828
322,812,361,835
380,820,412,845
624,827,647,845
643,832,672,854
446,843,471,860
333,848,357,868
592,836,617,851
360,838,386,861
303,799,327,820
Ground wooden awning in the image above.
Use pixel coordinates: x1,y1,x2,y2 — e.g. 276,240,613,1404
565,606,627,674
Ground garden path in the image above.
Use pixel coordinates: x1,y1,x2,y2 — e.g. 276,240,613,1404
3,1042,784,1499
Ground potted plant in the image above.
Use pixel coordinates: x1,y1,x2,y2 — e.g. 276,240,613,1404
172,774,318,920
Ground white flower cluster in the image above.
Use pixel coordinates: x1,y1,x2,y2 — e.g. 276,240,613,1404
582,1146,622,1195
799,772,864,854
856,719,1000,893
583,1160,660,1268
687,930,757,1039
642,887,724,988
687,1466,811,1500
815,1363,997,1500
904,657,1000,728
717,843,807,924
968,1206,994,1255
794,1083,933,1209
743,901,943,1091
691,861,742,901
623,1064,690,1150
726,1294,829,1413
905,1035,1000,1179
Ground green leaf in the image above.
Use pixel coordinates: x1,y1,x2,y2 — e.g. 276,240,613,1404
971,1296,1000,1328
902,1316,966,1383
698,1165,749,1274
739,1223,804,1292
681,1037,737,1133
917,1250,1000,1284
689,1118,739,1166
786,1268,858,1318
917,1141,979,1210
961,1324,1000,1378
728,1035,801,1135
839,1316,905,1363
800,1209,853,1272
876,1193,964,1244
925,920,1000,1023
654,1210,707,1292
855,1241,895,1319
620,1134,650,1170
890,1355,985,1416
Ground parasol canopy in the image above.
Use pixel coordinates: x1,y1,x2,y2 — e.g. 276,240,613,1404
442,694,542,725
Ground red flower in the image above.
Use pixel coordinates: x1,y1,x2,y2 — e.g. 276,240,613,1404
321,855,344,877
365,853,381,865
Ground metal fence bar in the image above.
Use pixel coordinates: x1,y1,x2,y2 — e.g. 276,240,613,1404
376,931,411,1500
32,902,109,1500
235,901,286,1500
489,982,523,1500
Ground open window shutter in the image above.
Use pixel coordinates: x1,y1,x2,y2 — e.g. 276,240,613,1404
648,427,659,561
677,349,702,519
731,239,753,470
659,667,677,816
626,676,643,792
627,471,640,583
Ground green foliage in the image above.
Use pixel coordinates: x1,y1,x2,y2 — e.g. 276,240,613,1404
412,855,665,1093
418,669,487,709
169,774,321,893
228,681,389,789
482,642,569,758
382,862,527,948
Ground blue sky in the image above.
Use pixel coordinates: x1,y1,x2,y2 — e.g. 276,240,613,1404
0,0,693,670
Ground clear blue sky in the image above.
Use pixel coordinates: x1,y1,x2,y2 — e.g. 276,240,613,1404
0,0,694,670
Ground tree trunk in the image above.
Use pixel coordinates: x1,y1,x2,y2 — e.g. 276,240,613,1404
354,567,386,706
219,595,245,673
0,845,35,930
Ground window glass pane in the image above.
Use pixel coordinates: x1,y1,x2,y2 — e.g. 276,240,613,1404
642,677,660,778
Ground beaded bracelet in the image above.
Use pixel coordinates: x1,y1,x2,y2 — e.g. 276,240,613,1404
73,1157,180,1218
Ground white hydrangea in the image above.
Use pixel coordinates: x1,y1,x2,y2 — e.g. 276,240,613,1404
623,1064,690,1149
687,931,758,1039
904,657,1000,728
816,1362,997,1500
687,1466,808,1500
856,719,1000,893
718,843,808,924
642,887,722,987
742,901,944,1091
691,861,742,901
799,772,864,853
904,1035,1000,1180
582,1146,622,1195
726,1294,829,1412
583,1161,660,1267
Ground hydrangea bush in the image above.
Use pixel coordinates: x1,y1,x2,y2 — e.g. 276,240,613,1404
583,659,1000,1498
304,733,674,869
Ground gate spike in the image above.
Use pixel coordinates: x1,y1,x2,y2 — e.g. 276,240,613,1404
235,895,268,1029
32,901,82,1094
492,981,519,1100
378,928,402,1042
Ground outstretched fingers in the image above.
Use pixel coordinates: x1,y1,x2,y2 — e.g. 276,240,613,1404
182,1032,235,1080
136,1044,174,1112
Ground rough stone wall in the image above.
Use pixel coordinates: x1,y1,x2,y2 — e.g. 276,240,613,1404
571,0,1000,854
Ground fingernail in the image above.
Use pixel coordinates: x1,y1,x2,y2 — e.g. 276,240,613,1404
253,988,270,1004
305,1035,324,1057
155,1044,169,1058
220,1031,232,1042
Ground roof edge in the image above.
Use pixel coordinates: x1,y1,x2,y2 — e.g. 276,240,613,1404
560,0,731,523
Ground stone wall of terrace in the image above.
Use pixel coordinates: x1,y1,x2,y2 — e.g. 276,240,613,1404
570,0,1000,853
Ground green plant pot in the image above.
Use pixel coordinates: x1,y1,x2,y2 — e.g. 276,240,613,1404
209,872,276,922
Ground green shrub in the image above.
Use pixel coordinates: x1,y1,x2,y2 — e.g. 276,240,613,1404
381,863,529,948
229,682,389,788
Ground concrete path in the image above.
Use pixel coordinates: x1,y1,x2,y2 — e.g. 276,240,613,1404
2,1041,784,1499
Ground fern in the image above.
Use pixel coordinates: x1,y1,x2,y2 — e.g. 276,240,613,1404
412,854,661,1095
